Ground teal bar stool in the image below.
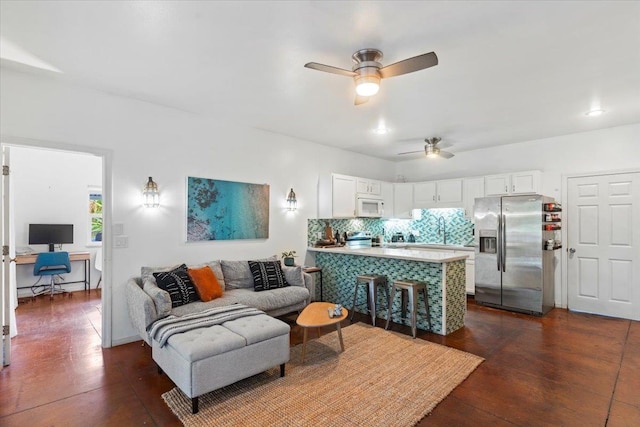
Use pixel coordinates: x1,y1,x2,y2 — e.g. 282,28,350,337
350,274,389,326
385,279,431,338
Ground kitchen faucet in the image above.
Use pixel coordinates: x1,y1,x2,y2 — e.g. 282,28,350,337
436,216,447,245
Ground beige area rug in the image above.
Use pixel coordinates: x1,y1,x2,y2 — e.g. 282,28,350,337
162,323,483,427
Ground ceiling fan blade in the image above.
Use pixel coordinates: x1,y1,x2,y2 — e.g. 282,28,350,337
304,62,357,77
439,151,455,159
379,52,438,79
397,150,424,155
354,94,369,105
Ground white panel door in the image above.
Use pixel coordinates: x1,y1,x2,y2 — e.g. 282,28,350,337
1,147,11,368
567,172,640,320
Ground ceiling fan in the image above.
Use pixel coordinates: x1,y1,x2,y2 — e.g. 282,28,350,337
304,48,438,105
398,137,455,159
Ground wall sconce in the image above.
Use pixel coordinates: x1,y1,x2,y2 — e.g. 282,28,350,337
143,176,160,208
286,188,297,211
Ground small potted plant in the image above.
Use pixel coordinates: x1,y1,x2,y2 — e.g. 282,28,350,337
281,250,297,267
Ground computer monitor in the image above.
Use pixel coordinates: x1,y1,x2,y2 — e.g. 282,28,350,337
28,224,74,252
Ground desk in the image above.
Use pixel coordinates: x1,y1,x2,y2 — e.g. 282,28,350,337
15,252,91,291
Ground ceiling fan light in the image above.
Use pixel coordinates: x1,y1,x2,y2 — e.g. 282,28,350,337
425,146,440,158
585,109,605,117
372,126,389,135
355,75,380,96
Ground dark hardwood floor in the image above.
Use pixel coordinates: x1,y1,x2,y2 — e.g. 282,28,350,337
1,291,638,426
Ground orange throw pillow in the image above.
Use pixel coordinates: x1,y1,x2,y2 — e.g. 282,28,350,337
187,266,223,302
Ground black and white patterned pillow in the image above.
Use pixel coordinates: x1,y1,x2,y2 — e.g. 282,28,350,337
153,264,199,307
248,261,289,292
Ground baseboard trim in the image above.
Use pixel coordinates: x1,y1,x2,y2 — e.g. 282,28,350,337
111,335,142,347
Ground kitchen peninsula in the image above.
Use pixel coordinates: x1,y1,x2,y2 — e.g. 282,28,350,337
306,247,469,335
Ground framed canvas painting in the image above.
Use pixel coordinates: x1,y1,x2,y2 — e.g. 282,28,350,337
187,176,270,241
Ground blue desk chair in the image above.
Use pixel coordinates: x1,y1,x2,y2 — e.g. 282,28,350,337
32,252,71,299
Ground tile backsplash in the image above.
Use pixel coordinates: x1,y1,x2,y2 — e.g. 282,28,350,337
308,208,474,246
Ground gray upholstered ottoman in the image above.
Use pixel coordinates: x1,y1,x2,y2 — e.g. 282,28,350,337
152,313,290,413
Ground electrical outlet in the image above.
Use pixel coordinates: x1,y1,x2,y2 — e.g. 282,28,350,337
316,232,322,239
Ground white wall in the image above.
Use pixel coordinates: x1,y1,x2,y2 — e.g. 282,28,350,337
0,69,396,345
11,147,102,296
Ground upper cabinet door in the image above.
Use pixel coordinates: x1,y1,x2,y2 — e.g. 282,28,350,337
437,179,463,204
332,174,357,217
485,174,511,196
393,183,414,219
485,171,541,196
463,177,485,219
356,178,382,196
356,178,370,194
413,182,437,208
381,182,394,218
511,171,540,194
367,180,382,196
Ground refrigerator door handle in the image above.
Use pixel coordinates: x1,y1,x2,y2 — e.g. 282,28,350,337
502,213,507,272
497,213,502,271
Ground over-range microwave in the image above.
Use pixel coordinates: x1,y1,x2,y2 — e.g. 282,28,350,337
356,197,384,217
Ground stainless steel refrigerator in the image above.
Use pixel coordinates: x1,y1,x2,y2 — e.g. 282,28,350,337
474,195,556,315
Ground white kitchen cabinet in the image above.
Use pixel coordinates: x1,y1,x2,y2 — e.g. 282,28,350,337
381,182,394,219
511,171,540,194
464,251,475,295
413,182,436,208
356,178,382,196
453,250,476,295
484,174,511,196
393,183,414,219
484,170,540,196
413,179,463,208
318,173,357,218
331,174,357,217
438,179,463,204
463,177,485,219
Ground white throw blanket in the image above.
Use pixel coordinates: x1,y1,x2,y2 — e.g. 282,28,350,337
149,304,264,347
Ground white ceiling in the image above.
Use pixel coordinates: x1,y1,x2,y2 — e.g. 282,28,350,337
1,1,639,161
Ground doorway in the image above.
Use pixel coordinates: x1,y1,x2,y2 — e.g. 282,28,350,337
1,138,113,370
566,171,640,320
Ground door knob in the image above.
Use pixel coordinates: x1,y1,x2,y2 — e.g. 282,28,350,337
569,248,576,254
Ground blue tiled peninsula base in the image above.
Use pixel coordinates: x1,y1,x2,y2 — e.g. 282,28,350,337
315,252,466,335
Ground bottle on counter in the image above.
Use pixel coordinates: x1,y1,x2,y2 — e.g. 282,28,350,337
324,221,333,241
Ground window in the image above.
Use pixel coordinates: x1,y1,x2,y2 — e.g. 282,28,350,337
89,189,103,245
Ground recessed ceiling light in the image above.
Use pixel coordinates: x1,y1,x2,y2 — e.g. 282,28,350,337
372,126,389,135
585,109,605,117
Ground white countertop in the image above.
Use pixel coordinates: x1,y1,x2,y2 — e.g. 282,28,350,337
383,243,475,252
307,246,469,263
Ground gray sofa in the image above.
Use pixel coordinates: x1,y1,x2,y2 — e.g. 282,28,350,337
126,258,314,345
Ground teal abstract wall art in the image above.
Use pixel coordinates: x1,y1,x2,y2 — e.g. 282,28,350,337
187,176,269,241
